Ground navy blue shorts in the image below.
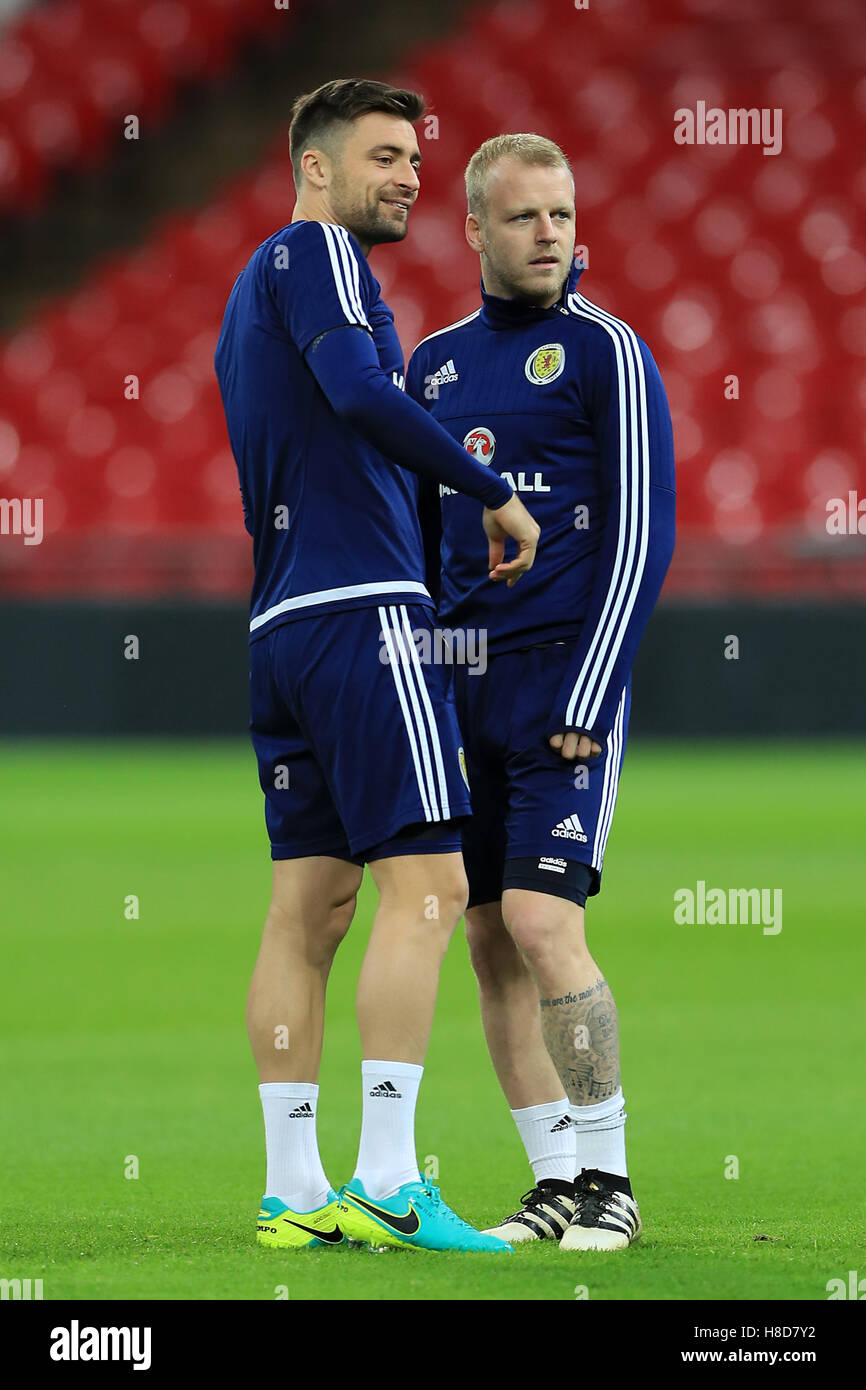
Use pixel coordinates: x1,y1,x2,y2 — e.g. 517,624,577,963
454,642,630,908
249,603,471,862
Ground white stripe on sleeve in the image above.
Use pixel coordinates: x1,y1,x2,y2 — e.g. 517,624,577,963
563,293,650,732
321,222,365,327
335,225,369,329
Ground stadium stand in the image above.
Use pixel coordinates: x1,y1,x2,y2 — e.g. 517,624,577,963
0,0,863,596
0,0,292,211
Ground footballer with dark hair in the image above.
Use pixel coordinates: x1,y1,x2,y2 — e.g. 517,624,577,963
215,79,539,1253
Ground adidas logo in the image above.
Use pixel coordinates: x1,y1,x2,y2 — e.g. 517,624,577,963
551,814,588,844
430,358,459,386
538,856,568,874
369,1081,403,1099
550,1116,573,1132
288,1102,315,1119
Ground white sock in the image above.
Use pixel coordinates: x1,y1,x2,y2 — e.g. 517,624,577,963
569,1088,628,1179
259,1082,331,1212
511,1098,575,1183
352,1060,423,1199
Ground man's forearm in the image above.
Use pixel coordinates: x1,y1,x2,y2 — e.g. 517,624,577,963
307,326,513,508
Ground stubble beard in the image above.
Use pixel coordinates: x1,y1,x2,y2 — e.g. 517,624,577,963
332,179,409,249
483,247,572,307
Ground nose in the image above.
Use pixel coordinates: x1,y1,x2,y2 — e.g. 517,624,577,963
537,216,557,242
397,161,420,194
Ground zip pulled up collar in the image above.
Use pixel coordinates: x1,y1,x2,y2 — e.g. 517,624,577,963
479,255,585,329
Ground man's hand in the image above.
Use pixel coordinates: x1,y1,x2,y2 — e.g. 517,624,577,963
482,494,540,587
549,731,602,761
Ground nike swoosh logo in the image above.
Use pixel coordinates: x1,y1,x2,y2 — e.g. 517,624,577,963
261,1216,344,1244
345,1192,421,1236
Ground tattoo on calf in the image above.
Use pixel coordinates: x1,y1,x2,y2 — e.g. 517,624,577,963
539,975,621,1103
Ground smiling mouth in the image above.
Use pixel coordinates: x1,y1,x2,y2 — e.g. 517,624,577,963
382,199,411,212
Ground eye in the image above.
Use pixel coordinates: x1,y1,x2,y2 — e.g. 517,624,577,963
376,156,393,166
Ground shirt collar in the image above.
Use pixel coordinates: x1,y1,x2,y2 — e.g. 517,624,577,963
479,255,585,329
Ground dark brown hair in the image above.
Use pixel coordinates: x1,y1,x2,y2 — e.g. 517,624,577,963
289,78,426,185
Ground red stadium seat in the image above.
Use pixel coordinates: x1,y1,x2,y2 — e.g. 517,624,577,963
0,0,862,597
0,0,310,213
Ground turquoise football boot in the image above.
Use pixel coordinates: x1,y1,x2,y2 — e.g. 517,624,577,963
338,1178,512,1251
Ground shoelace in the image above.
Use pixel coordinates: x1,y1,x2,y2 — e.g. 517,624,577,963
499,1186,554,1222
417,1183,467,1228
575,1171,626,1224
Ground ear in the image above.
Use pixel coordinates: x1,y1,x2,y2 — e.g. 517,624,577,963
465,211,484,254
300,147,329,190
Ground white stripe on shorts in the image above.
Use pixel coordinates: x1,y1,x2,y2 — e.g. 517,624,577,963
378,606,441,822
398,604,451,821
592,686,627,870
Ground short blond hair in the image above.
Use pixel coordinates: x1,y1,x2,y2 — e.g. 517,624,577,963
465,133,573,218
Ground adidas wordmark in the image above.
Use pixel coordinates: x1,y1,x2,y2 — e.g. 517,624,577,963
368,1081,403,1099
552,815,588,844
430,359,459,387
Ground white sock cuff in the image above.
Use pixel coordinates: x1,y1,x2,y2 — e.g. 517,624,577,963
510,1098,569,1124
569,1089,625,1126
362,1060,424,1082
259,1082,319,1101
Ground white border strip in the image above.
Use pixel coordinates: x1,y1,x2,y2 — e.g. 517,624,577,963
398,604,450,820
250,580,430,632
563,292,650,731
321,223,368,328
592,686,627,869
378,606,433,821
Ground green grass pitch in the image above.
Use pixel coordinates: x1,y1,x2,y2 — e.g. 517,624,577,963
1,740,863,1301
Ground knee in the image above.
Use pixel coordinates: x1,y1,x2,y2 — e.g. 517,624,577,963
503,901,586,976
372,856,468,943
465,911,520,990
443,866,470,927
421,866,469,942
320,892,357,958
265,888,357,967
413,864,469,948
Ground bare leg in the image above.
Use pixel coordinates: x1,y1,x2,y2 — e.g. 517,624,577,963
356,852,468,1061
465,900,563,1108
246,856,362,1082
501,888,621,1107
